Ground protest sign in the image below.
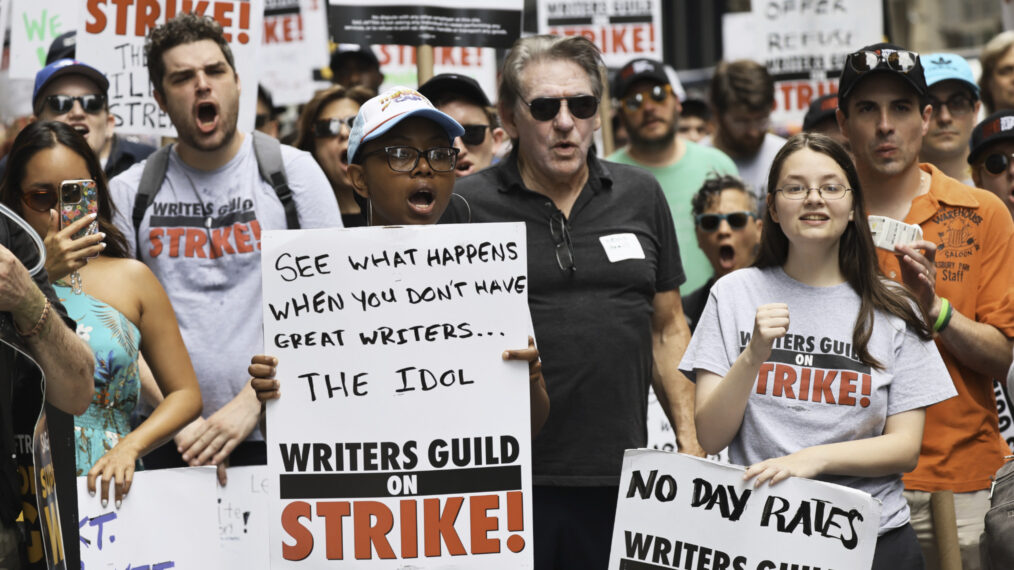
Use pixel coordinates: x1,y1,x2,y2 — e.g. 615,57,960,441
77,467,219,568
219,465,271,569
262,223,533,568
608,450,880,570
9,0,78,79
261,0,329,106
373,44,497,103
537,0,663,69
76,0,264,136
327,0,522,50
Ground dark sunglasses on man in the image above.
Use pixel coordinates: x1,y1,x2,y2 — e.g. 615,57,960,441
695,211,756,232
459,124,490,146
44,94,106,115
622,84,673,112
981,152,1014,175
521,95,599,122
314,116,356,138
847,49,919,74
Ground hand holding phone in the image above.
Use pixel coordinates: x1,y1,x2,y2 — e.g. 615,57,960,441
59,179,99,240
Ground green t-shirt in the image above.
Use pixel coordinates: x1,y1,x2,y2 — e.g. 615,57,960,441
607,142,738,294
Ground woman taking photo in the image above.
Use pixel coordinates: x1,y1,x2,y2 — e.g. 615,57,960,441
680,133,955,568
293,84,374,227
0,121,202,507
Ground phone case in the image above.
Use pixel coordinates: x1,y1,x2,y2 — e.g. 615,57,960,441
59,179,99,241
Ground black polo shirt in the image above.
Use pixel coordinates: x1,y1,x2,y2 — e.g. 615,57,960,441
441,150,684,485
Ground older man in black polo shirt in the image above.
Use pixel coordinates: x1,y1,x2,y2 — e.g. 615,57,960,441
440,35,702,570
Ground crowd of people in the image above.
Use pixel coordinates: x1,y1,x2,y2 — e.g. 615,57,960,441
0,10,1013,570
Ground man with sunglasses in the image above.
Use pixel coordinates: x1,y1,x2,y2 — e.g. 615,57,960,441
919,54,981,185
418,74,508,178
441,35,701,569
0,59,155,182
837,42,1014,569
608,57,738,295
969,110,1014,219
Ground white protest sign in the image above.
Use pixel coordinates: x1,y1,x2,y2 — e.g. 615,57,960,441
77,467,220,569
76,0,263,136
374,45,497,103
262,223,534,568
746,0,883,128
608,451,880,570
537,0,663,69
9,0,78,79
219,465,271,569
260,0,329,106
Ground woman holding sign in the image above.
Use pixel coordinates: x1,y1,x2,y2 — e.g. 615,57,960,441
0,121,202,507
679,133,955,568
251,87,550,435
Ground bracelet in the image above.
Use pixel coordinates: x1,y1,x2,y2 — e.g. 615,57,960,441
933,297,953,333
15,298,51,338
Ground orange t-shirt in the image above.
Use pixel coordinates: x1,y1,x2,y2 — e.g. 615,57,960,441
876,164,1014,493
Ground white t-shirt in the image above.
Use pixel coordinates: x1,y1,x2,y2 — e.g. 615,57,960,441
679,266,956,533
110,134,342,437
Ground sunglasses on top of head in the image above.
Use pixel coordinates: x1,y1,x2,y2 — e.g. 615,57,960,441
847,49,919,74
520,95,599,122
44,94,107,115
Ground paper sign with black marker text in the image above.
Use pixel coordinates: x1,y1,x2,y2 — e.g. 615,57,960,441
219,465,271,568
261,223,533,568
536,0,662,68
608,451,880,570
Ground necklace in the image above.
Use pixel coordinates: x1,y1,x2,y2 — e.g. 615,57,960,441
68,270,83,294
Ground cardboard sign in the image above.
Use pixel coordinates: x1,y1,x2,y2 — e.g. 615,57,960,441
76,0,264,136
537,0,663,69
260,0,329,106
77,467,219,569
261,224,533,568
219,465,271,569
8,0,78,79
608,451,880,570
327,0,522,49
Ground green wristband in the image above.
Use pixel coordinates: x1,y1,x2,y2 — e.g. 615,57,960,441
933,298,952,333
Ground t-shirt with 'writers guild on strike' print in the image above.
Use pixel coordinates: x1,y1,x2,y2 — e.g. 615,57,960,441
679,266,956,534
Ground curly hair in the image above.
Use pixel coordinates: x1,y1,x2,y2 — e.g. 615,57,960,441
690,174,755,218
145,12,236,97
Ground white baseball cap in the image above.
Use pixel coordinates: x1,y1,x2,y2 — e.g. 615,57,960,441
348,86,464,164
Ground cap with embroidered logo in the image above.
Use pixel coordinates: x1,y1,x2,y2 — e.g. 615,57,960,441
969,110,1014,165
923,53,979,97
347,87,464,164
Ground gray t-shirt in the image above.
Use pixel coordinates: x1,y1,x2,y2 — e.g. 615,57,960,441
679,266,956,533
110,134,342,438
700,132,786,200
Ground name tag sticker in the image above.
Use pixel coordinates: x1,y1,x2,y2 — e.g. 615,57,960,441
599,233,645,262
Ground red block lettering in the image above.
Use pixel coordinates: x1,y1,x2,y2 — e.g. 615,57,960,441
84,0,107,33
811,370,837,404
210,225,235,257
838,371,858,406
148,228,164,257
281,501,314,561
184,228,208,258
353,501,396,560
423,497,465,557
772,364,797,399
469,494,500,554
234,223,254,253
316,501,350,560
165,227,185,257
400,499,418,558
756,362,774,395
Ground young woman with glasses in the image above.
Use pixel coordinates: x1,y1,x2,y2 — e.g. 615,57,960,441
679,133,956,568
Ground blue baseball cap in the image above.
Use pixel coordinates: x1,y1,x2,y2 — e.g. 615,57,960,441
348,87,464,164
923,53,979,97
33,59,109,112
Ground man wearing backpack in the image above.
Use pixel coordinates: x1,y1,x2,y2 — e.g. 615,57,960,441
109,13,341,481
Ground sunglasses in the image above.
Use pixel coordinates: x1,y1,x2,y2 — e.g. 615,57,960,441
549,211,576,272
460,124,489,146
622,85,672,112
44,94,106,115
982,152,1014,175
848,49,919,74
21,189,59,213
314,116,356,138
695,211,755,232
929,93,975,117
521,95,599,121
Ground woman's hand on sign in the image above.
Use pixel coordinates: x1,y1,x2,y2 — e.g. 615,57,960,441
502,337,550,436
250,354,280,403
746,303,790,364
44,211,104,282
87,440,141,509
742,448,825,487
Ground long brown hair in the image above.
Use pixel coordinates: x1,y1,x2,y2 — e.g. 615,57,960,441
755,133,932,369
0,121,130,258
293,84,374,155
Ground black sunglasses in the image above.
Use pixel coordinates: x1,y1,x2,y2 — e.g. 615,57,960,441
21,189,59,213
622,85,672,112
460,124,489,146
983,152,1014,175
695,211,755,232
44,94,106,115
314,116,356,137
522,95,599,122
848,49,919,74
549,211,576,272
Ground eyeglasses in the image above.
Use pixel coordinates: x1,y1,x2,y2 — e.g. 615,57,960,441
776,184,851,200
549,211,576,272
848,49,919,74
21,189,59,213
929,93,975,117
357,146,459,172
695,211,756,232
521,95,599,121
982,152,1014,175
314,116,356,138
622,85,672,112
43,94,106,115
460,124,489,146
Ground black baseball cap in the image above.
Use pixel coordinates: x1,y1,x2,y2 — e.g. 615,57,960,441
417,73,491,108
802,94,839,131
838,43,928,106
968,110,1014,165
612,58,670,99
46,31,77,64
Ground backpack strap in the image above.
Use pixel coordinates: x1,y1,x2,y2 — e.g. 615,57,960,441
132,144,173,259
252,131,300,230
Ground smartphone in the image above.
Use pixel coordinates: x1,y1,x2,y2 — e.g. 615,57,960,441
868,214,923,251
59,179,99,241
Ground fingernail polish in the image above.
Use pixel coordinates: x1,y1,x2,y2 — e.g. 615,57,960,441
101,498,107,508
89,488,95,496
115,499,121,509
